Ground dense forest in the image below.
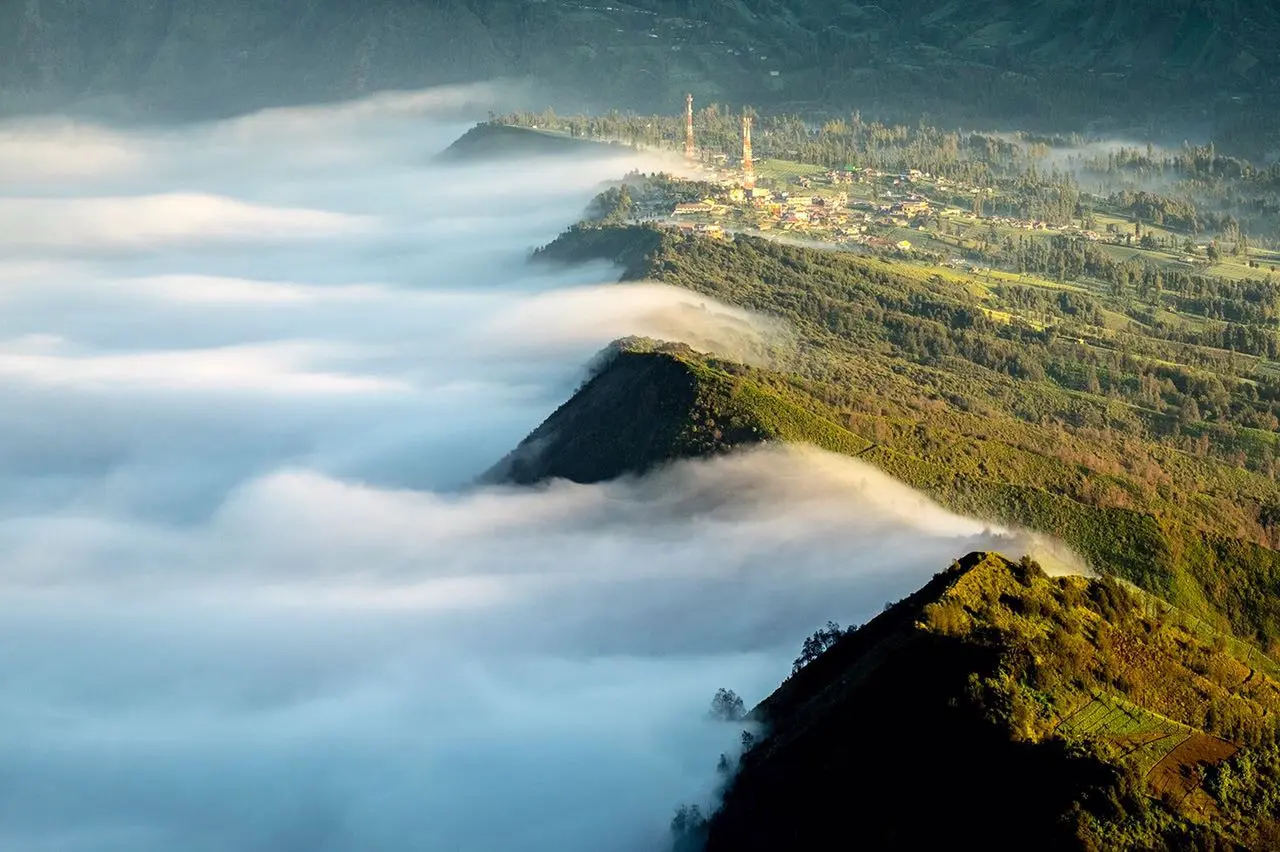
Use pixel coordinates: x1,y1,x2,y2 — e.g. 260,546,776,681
7,0,1280,148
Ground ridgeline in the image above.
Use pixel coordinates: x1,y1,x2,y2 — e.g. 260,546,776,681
6,0,1280,143
522,223,1280,652
436,123,629,162
702,552,1280,849
486,136,1280,849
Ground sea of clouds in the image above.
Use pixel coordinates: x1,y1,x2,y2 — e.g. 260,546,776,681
0,85,1025,852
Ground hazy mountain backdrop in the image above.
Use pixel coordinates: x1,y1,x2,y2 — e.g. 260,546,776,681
4,0,1280,135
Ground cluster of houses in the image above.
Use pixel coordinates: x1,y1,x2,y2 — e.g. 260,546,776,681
658,157,1149,261
673,187,869,236
664,160,1112,253
669,186,924,250
823,168,877,185
971,214,1104,241
670,220,727,238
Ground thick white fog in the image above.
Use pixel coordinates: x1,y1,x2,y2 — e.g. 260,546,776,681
0,87,1026,851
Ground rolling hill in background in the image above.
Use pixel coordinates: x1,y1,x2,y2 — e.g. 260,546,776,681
5,0,1280,146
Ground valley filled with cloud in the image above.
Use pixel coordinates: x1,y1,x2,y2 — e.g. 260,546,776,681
0,87,1020,851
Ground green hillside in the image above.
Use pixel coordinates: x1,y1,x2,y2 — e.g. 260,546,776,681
5,0,1280,135
493,336,1280,655
694,553,1280,850
485,130,1280,846
526,222,1280,652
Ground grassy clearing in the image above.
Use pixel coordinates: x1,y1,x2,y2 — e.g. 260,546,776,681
755,158,826,182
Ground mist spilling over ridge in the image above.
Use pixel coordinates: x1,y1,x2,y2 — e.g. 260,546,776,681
0,87,1045,851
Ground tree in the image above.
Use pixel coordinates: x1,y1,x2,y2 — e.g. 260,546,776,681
1179,396,1202,426
585,185,635,224
1013,555,1046,586
670,804,709,851
1084,365,1101,395
710,688,745,722
792,621,845,673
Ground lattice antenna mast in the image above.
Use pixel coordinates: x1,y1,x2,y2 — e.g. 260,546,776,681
684,93,695,161
741,114,755,188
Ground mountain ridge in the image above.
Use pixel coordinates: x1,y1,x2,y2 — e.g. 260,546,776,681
436,122,632,161
696,550,1280,849
523,221,1280,652
488,171,1280,847
490,338,1280,847
482,338,872,486
5,0,1280,138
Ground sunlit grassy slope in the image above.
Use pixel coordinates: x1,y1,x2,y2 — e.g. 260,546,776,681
701,552,1280,849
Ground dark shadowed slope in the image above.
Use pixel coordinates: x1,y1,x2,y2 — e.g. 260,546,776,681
482,340,868,486
483,342,704,486
436,123,631,162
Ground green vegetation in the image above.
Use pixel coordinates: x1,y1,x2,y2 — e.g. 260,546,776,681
483,339,870,486
11,0,1280,142
530,224,1280,653
501,106,1280,243
701,553,1280,850
500,110,1280,843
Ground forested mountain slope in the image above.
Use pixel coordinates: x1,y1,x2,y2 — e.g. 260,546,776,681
489,309,1280,849
5,0,1279,137
486,330,1280,845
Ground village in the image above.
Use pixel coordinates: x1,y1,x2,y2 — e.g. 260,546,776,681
540,94,1280,284
662,155,1105,254
639,95,1108,261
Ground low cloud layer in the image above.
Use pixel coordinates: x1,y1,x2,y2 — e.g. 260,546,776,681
1,88,1027,851
0,446,1018,852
